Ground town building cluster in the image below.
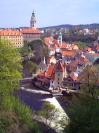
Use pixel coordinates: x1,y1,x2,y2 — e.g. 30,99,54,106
0,11,41,48
34,32,99,93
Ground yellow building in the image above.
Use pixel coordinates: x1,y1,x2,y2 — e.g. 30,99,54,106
0,29,23,48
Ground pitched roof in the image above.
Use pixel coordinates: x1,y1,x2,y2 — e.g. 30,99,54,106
44,37,54,46
62,50,76,57
47,64,55,77
96,45,99,51
72,44,79,50
59,42,67,49
0,29,22,36
21,27,41,34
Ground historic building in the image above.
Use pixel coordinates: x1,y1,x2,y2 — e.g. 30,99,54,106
30,11,36,27
0,11,42,47
21,27,41,43
20,11,41,42
0,29,23,48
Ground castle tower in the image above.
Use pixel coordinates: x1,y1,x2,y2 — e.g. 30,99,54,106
30,11,36,27
58,32,62,46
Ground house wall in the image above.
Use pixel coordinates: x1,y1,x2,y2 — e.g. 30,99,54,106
0,35,23,48
54,72,63,88
23,33,41,42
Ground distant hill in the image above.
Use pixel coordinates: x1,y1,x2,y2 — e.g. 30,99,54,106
40,23,99,30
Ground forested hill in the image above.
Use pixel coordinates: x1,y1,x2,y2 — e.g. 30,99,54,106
41,23,99,30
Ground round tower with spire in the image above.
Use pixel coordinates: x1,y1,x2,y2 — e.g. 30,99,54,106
58,32,62,46
30,11,36,27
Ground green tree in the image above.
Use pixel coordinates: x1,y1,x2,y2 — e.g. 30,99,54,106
28,39,49,64
37,102,58,126
76,41,87,49
0,40,41,133
25,61,38,74
64,97,99,133
78,65,98,97
0,40,22,104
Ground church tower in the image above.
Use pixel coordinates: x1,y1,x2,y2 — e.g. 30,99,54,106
58,32,62,46
30,11,36,27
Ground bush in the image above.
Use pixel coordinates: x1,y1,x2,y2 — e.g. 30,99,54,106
12,97,40,133
64,97,99,133
0,96,40,133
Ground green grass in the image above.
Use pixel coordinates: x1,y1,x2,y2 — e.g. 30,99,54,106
0,96,41,133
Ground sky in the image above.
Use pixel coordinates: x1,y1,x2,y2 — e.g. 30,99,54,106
0,0,99,28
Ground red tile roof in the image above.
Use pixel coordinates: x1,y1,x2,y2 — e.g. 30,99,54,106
0,29,22,36
59,42,67,49
62,50,76,57
38,61,64,80
21,27,41,34
72,44,79,50
47,64,55,77
44,37,53,46
96,45,99,50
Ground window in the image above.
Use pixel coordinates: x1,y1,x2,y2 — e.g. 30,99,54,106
58,74,60,76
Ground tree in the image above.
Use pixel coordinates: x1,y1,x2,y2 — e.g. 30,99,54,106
28,40,49,64
25,61,38,74
76,41,88,49
37,101,58,126
0,39,22,105
78,65,99,97
36,101,67,132
64,97,99,133
0,40,41,133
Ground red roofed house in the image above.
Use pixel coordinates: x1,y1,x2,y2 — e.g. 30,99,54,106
49,60,67,90
20,27,41,42
20,11,41,43
0,29,23,48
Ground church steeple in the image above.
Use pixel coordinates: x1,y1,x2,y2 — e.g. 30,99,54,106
58,32,62,46
30,11,36,27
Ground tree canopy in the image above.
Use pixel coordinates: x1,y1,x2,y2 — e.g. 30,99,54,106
64,97,99,133
0,40,22,100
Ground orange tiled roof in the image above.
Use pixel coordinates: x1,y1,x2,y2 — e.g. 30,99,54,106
53,39,59,45
21,27,41,34
62,50,76,57
96,45,99,50
0,29,22,36
47,64,55,77
54,44,59,49
72,44,79,50
44,37,53,46
44,38,49,46
59,42,67,49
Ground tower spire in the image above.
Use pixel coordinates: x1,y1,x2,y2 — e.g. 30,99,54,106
30,11,36,27
58,32,62,46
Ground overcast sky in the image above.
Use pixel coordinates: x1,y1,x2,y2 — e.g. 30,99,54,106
0,0,99,28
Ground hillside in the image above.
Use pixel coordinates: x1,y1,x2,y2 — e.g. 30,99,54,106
40,23,99,30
